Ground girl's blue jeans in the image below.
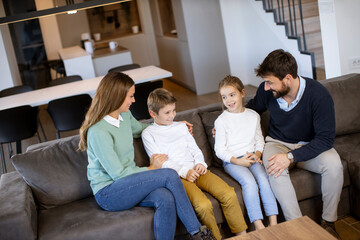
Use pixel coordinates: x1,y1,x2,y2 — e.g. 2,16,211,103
95,168,201,240
223,161,278,223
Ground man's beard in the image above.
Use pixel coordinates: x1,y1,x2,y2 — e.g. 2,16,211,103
272,82,290,99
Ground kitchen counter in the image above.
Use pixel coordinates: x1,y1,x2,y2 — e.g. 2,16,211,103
58,44,133,78
58,46,96,80
92,45,129,59
91,44,133,76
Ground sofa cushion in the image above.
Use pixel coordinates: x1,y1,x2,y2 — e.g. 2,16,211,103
334,132,360,190
38,197,156,240
321,74,360,136
11,135,92,210
198,110,223,167
0,171,37,240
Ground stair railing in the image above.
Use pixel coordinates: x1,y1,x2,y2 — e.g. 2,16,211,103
260,0,316,79
262,0,308,51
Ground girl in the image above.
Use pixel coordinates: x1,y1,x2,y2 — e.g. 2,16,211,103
79,71,213,240
214,75,278,230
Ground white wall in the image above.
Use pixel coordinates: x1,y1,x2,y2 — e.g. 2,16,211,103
149,0,196,91
319,0,360,78
150,0,231,95
57,10,90,48
0,1,21,90
219,0,313,87
181,0,230,95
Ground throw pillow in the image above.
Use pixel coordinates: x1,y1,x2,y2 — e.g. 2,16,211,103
198,110,223,167
12,135,92,210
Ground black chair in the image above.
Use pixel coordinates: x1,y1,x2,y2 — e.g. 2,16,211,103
0,85,32,97
47,94,92,139
48,75,82,87
45,59,66,79
0,105,41,174
108,63,141,73
0,85,47,142
130,80,163,120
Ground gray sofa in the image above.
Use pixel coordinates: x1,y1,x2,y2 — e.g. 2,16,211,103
0,74,359,240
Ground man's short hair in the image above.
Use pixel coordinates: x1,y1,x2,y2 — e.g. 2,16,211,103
147,88,177,114
255,49,298,80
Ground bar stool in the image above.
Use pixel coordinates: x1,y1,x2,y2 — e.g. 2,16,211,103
0,105,41,174
47,94,92,139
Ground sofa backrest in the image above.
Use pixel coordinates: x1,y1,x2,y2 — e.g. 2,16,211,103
12,135,92,210
321,73,360,136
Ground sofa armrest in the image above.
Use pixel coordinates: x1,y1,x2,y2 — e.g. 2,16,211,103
0,171,37,240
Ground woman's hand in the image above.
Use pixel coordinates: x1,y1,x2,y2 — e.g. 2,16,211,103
230,153,256,167
148,154,168,170
185,169,200,182
194,163,207,175
179,121,193,135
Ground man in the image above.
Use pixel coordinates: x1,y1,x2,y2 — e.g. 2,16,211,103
246,49,343,238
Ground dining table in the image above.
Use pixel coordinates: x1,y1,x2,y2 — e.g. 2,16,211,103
0,65,172,111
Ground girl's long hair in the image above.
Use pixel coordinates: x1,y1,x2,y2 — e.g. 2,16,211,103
78,71,134,151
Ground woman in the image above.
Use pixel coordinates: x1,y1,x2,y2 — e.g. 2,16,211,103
79,71,213,240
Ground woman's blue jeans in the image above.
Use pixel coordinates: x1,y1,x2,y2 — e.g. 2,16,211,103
223,161,278,223
95,168,201,240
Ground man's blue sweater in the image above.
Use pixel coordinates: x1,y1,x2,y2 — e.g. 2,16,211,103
246,77,335,162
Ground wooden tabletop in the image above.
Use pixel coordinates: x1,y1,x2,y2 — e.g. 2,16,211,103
227,216,337,240
92,45,129,59
0,65,172,111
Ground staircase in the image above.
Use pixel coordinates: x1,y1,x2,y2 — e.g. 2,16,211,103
259,0,325,80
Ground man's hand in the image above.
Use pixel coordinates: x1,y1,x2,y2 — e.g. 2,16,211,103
180,121,193,135
194,163,207,175
148,154,168,170
230,153,256,167
186,169,200,182
266,153,292,178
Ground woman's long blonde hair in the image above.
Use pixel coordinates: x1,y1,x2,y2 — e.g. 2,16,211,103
78,71,134,151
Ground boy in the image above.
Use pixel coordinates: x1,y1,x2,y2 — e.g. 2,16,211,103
141,88,248,240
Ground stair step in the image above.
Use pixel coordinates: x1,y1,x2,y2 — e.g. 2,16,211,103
288,16,321,36
270,2,319,21
316,67,326,80
299,31,323,49
309,46,324,67
259,0,325,78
